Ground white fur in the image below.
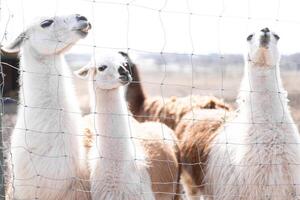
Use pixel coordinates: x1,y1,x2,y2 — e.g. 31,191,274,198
205,29,300,200
77,53,154,200
7,15,91,199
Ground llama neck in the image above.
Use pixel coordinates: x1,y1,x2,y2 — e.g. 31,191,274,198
19,45,75,109
91,86,135,161
238,62,290,123
125,64,146,115
16,44,81,131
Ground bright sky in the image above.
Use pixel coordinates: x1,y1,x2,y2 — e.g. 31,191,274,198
1,0,300,55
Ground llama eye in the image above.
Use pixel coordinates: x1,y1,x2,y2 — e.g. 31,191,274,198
41,19,54,28
122,62,130,70
247,34,253,41
273,33,280,40
98,65,108,71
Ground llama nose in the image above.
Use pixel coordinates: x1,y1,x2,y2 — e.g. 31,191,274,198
76,14,88,22
261,27,270,34
260,27,270,46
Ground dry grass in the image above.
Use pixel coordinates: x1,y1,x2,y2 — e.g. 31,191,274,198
138,69,300,129
2,68,300,199
4,69,300,134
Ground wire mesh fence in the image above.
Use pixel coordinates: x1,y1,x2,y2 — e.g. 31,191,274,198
1,0,300,199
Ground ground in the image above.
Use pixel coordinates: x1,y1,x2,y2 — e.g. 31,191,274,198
2,68,300,198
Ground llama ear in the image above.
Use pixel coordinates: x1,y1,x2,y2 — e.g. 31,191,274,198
118,51,129,58
1,32,27,54
74,66,90,79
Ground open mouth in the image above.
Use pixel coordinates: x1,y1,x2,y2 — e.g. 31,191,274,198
76,23,92,37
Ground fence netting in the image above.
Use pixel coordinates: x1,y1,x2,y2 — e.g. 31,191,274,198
1,0,300,199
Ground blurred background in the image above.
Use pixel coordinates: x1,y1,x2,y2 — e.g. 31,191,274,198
1,0,300,137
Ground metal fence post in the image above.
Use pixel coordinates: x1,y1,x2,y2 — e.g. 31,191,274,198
0,0,6,196
0,46,6,199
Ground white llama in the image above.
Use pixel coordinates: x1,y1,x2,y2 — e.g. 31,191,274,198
2,14,92,199
204,28,300,200
75,52,180,200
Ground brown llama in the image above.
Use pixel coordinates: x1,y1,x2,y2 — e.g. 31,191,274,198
121,52,230,131
121,52,232,199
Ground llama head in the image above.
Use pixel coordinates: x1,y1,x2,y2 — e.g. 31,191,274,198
1,14,91,55
246,27,280,67
75,52,132,90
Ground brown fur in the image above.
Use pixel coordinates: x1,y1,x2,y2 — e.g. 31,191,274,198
123,52,230,132
121,52,232,199
82,114,94,152
82,115,95,175
83,128,94,151
137,121,180,200
135,95,229,130
83,116,180,200
175,109,234,198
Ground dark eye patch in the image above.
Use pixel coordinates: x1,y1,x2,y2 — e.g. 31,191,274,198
98,65,108,71
122,62,130,71
41,19,54,28
118,66,128,75
273,33,280,40
247,34,254,41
